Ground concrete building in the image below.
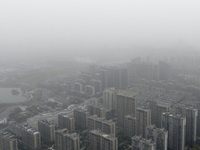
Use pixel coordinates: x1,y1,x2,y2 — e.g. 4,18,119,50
21,126,41,150
55,129,80,150
175,105,198,147
100,67,128,90
148,100,157,125
8,121,22,137
90,79,102,93
38,120,55,143
87,115,115,135
116,90,137,127
74,108,90,130
156,103,170,128
124,115,136,138
84,85,95,96
103,88,117,111
0,131,18,150
74,82,83,93
89,130,118,150
136,108,151,137
87,104,106,118
197,103,200,137
162,112,186,150
132,136,156,150
148,100,170,128
146,125,168,150
58,114,75,132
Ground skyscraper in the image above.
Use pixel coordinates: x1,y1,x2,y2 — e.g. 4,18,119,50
89,130,118,150
87,104,106,118
132,136,156,150
146,125,168,150
197,103,200,137
84,85,95,96
103,88,117,111
74,108,90,130
136,108,151,137
175,105,198,147
55,129,80,150
162,112,186,150
148,100,157,125
58,114,75,132
90,79,102,93
156,103,170,128
21,126,41,150
87,115,116,135
117,90,137,127
148,100,170,128
38,120,55,143
124,115,136,138
0,131,18,150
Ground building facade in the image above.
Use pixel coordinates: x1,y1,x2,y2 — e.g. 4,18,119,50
136,108,151,137
162,112,186,150
55,129,80,150
38,120,55,143
0,131,18,150
89,130,118,150
117,90,137,127
146,125,168,150
132,136,156,150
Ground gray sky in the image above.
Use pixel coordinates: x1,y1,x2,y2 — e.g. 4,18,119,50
0,0,200,59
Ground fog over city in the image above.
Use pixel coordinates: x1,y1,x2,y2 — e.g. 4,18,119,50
1,1,200,150
1,0,200,62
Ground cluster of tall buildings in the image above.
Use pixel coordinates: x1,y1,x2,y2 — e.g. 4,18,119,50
0,131,18,150
1,61,200,150
89,130,118,150
107,88,199,150
55,129,80,150
7,121,41,150
127,58,172,82
73,66,128,97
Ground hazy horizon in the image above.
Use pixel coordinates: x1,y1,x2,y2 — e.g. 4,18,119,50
1,0,200,61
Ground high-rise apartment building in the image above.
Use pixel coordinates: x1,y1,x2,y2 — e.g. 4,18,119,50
148,100,157,125
8,121,22,137
74,108,90,130
197,103,200,137
89,130,118,150
38,120,55,143
58,114,75,132
132,136,156,150
148,100,170,128
156,103,170,128
100,67,128,90
175,105,198,147
162,112,186,150
0,131,18,150
136,108,151,137
90,79,102,93
21,126,41,150
87,104,106,118
124,115,136,138
84,85,95,96
87,115,115,135
146,125,168,150
117,90,137,127
103,88,117,111
74,82,83,93
55,129,80,150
